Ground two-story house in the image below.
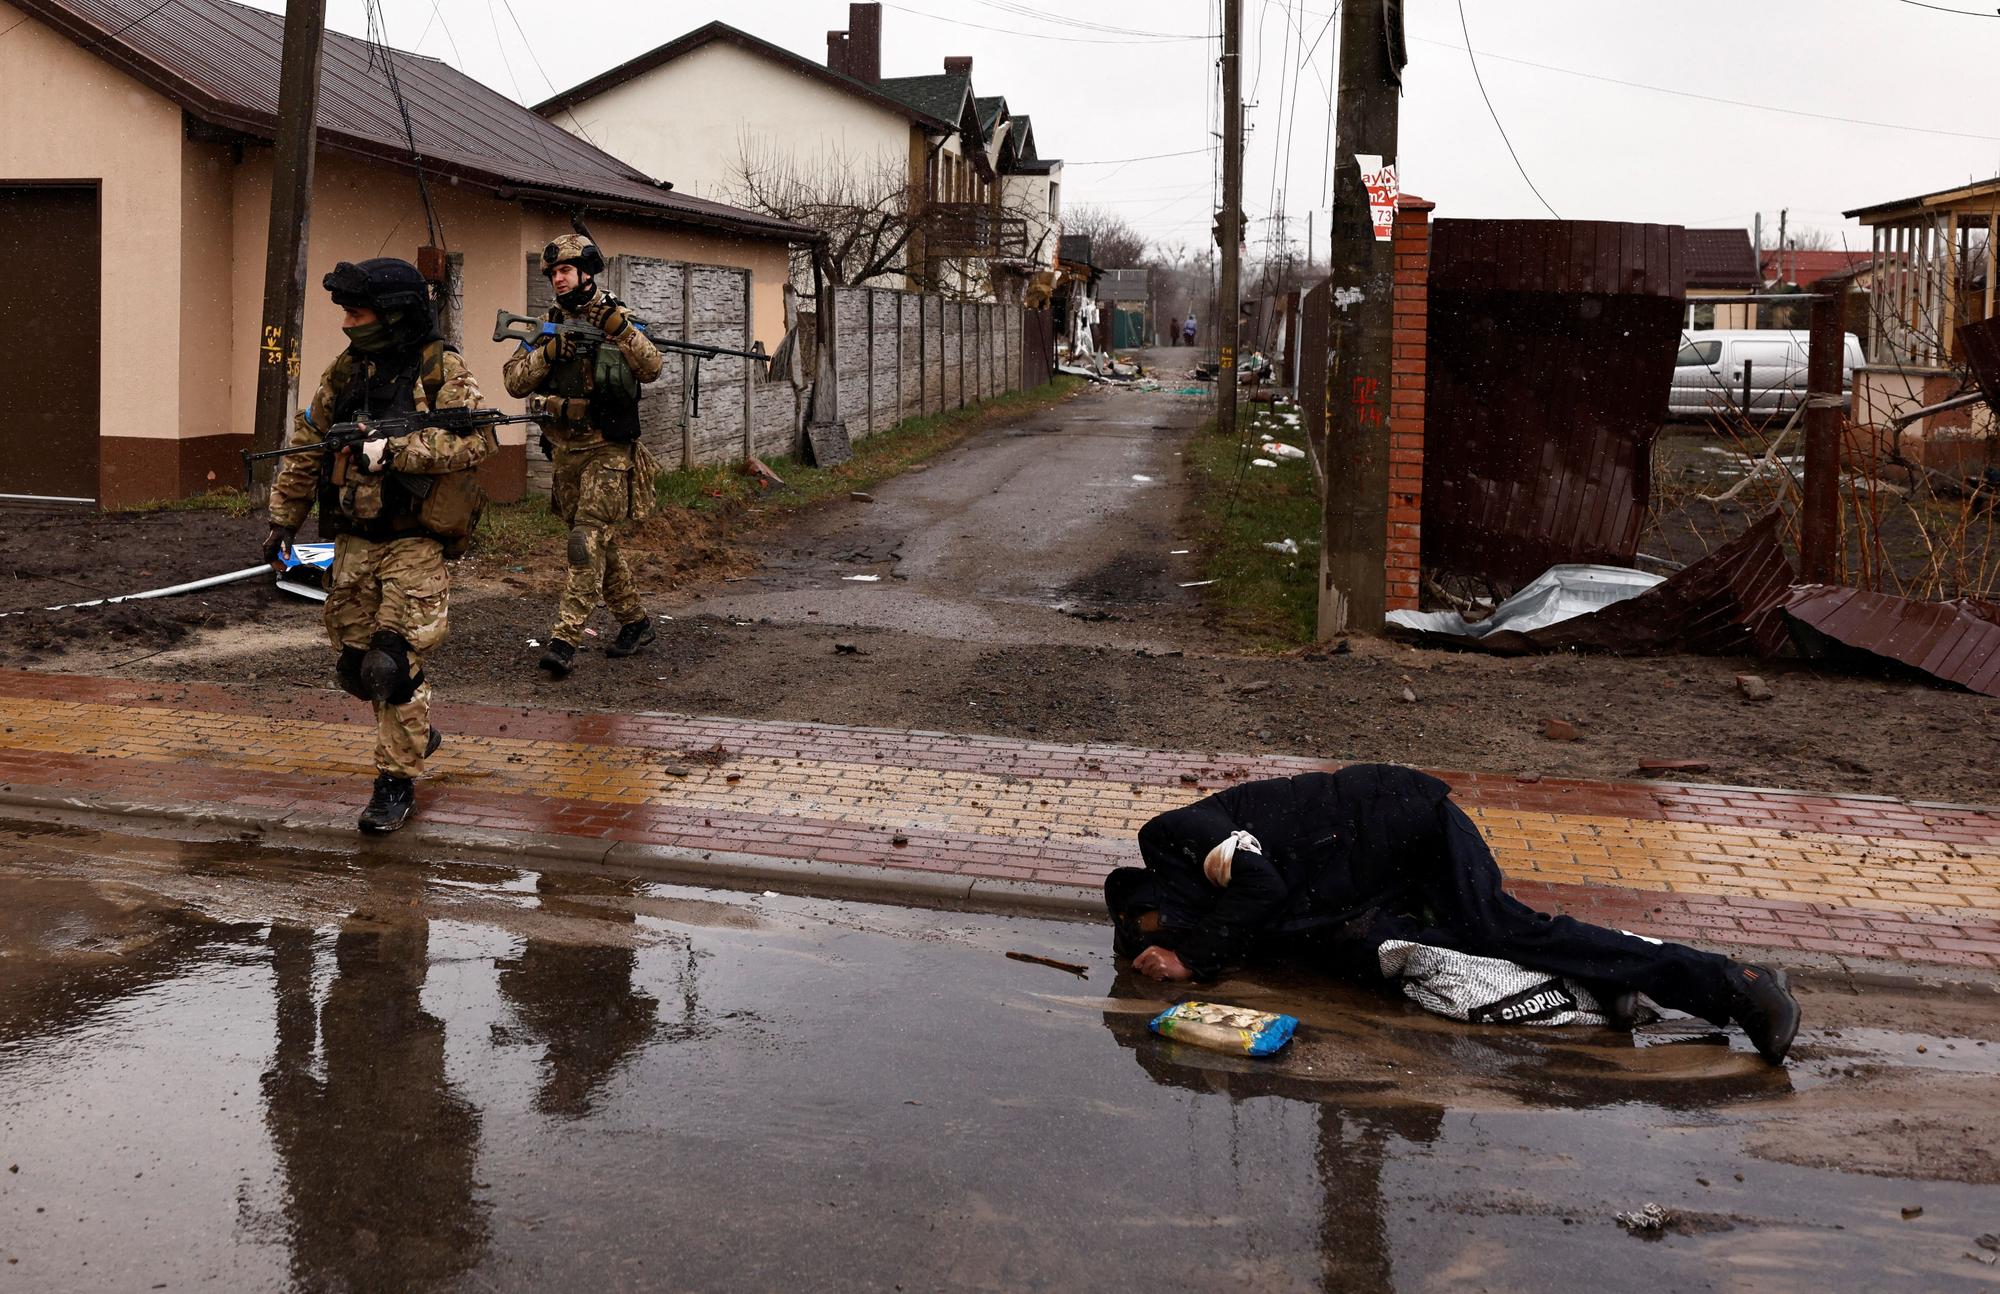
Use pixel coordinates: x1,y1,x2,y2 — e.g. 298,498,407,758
534,3,1061,303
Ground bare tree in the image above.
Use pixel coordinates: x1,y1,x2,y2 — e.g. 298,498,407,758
1062,204,1149,267
728,137,923,290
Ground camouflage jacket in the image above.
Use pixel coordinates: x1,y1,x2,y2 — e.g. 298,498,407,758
500,283,663,455
268,342,492,534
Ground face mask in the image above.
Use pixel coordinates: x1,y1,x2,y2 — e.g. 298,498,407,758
342,321,395,352
556,276,596,312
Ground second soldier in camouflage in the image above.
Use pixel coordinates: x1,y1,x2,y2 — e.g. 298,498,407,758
502,234,665,678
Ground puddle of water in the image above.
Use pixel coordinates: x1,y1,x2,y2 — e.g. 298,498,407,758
0,822,1995,1290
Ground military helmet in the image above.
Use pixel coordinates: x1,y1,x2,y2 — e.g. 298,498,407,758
323,258,430,312
540,233,606,278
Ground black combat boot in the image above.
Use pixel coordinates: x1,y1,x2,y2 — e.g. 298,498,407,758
1727,963,1801,1065
425,726,443,758
606,616,657,658
537,639,577,678
358,773,416,834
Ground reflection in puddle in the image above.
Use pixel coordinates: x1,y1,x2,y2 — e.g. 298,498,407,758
1,818,1996,1290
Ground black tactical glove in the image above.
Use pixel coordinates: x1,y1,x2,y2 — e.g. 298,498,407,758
538,434,554,461
262,523,295,570
588,299,632,339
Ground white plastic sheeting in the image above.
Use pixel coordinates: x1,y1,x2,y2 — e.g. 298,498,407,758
1384,564,1663,638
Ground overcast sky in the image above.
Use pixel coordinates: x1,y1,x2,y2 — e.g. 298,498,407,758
251,0,2000,263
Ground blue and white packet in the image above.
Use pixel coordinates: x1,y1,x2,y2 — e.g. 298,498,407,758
1148,1001,1298,1057
276,543,335,602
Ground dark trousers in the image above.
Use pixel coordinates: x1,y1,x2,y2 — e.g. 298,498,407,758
1339,805,1742,1024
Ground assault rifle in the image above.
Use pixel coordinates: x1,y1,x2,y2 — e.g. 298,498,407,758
239,407,542,494
492,309,771,417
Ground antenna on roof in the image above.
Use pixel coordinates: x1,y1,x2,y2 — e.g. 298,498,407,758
571,210,596,242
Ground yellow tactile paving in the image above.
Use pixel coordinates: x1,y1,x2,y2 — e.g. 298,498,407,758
3,696,1999,918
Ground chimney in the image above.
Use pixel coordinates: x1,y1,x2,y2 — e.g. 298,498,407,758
847,3,882,84
944,55,972,77
826,30,849,77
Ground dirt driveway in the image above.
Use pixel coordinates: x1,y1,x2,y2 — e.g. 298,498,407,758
4,373,1998,803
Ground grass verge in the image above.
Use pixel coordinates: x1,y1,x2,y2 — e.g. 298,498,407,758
1182,405,1320,649
118,488,257,518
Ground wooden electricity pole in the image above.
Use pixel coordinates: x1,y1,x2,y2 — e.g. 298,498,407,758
250,0,328,470
1216,0,1243,433
1317,0,1404,637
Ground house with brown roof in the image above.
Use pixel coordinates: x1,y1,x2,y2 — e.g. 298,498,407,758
533,3,1063,303
1683,228,1761,329
0,0,813,507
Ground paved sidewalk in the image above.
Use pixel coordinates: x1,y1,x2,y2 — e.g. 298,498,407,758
2,670,1997,971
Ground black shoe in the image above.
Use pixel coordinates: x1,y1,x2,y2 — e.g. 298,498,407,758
425,726,442,758
358,773,416,834
1602,989,1655,1031
1728,963,1801,1065
537,639,576,678
606,617,657,658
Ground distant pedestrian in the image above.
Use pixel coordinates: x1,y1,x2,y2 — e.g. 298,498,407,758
1182,313,1197,346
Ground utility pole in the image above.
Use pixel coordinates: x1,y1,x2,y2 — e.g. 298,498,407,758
1776,208,1788,286
1317,0,1404,637
250,0,328,472
1216,0,1243,433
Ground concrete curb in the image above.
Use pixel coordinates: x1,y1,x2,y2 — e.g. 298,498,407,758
0,783,1106,923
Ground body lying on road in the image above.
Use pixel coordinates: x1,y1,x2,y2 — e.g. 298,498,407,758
1107,764,1802,1063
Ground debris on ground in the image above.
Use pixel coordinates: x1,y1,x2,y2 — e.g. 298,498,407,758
1784,585,2000,698
1262,538,1300,555
1259,440,1306,461
841,574,882,582
1251,457,1278,469
849,491,874,503
743,457,785,489
1400,686,1418,703
1615,1203,1671,1233
1234,680,1273,695
1004,951,1089,977
1737,674,1774,702
833,642,862,655
1544,718,1578,741
1389,513,1794,658
1148,1001,1298,1056
1902,1206,1925,1220
1637,758,1712,775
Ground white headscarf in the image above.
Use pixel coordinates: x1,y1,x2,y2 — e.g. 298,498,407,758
1202,830,1263,888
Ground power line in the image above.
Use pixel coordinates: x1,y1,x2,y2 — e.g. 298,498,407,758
1891,0,2000,15
1455,0,1560,219
1067,147,1215,166
880,2,1203,43
495,0,606,152
961,0,1204,38
365,0,447,248
1411,33,2000,144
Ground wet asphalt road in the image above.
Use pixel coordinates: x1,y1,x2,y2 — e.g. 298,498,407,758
3,816,1999,1292
677,372,1211,649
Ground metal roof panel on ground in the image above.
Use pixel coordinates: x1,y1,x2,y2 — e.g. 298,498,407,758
16,0,815,242
1784,586,2000,697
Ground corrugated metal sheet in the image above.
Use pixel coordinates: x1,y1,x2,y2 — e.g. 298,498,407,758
1783,586,2000,697
1421,219,1688,588
18,0,812,242
1392,511,1794,657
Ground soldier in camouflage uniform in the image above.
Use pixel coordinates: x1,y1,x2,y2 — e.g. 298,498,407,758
263,258,496,834
502,234,665,679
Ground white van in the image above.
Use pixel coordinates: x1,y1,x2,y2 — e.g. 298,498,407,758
1669,329,1864,418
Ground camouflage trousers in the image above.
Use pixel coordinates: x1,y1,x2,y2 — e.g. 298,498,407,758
549,443,654,644
324,533,449,778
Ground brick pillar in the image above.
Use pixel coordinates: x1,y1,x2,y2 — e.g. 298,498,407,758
1386,197,1433,613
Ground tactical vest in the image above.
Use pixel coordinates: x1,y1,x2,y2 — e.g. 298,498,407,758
317,340,487,555
537,295,642,444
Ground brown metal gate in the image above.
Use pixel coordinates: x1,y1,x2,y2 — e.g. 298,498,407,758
0,185,101,501
1021,307,1054,388
1421,220,1686,588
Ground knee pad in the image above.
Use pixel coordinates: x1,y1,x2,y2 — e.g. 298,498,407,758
360,631,422,705
334,646,369,700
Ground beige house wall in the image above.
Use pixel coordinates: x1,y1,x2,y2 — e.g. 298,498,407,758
0,0,185,455
554,42,914,207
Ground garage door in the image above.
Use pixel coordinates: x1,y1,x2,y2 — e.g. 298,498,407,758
0,185,100,501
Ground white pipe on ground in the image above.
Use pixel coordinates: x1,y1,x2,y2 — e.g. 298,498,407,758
0,565,271,619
